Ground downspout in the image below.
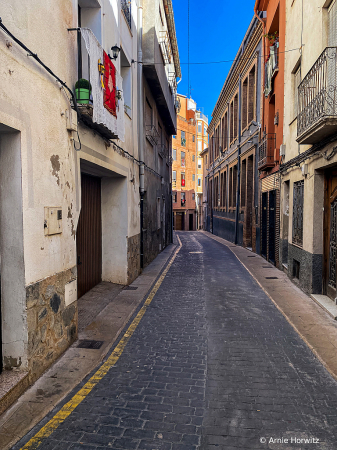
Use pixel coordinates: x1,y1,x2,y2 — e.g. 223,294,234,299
138,0,145,268
234,74,242,245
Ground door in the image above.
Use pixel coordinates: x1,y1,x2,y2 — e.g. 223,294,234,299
269,190,276,264
324,170,337,300
189,214,194,231
261,192,268,257
76,173,102,299
175,212,184,231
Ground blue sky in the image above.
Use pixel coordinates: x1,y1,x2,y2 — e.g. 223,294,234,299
172,0,256,122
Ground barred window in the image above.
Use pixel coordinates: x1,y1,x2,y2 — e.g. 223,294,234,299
293,180,304,246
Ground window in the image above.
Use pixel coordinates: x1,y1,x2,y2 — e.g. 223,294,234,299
198,122,202,133
198,159,202,169
173,192,177,202
172,170,177,181
223,111,228,150
192,135,195,142
157,197,161,230
181,172,185,186
173,149,177,160
242,78,248,130
329,0,337,47
204,125,207,135
248,66,256,124
181,131,186,146
293,180,304,246
198,177,201,187
233,94,238,140
181,191,186,206
206,155,208,165
192,174,195,181
145,98,153,126
192,193,195,200
293,65,301,120
122,0,132,29
181,151,185,167
121,48,132,117
192,154,195,161
198,141,202,153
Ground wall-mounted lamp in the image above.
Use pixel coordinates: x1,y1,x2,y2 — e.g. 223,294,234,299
111,44,120,60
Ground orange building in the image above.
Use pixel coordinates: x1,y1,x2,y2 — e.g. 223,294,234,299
172,95,198,230
255,0,285,265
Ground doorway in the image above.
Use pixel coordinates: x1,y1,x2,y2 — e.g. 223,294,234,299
324,169,337,300
189,213,194,231
269,190,276,264
261,192,268,258
76,173,102,299
176,212,184,231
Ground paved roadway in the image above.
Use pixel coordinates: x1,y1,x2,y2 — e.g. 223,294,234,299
15,232,337,450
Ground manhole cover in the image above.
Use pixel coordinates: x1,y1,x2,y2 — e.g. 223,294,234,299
77,340,104,349
124,286,138,290
265,277,278,279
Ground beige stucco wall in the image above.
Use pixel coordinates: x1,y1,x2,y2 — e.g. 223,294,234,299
282,0,337,256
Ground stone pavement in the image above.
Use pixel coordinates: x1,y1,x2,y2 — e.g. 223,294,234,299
11,232,337,449
0,243,177,450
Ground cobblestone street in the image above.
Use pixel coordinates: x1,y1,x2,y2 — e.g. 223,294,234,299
15,232,337,450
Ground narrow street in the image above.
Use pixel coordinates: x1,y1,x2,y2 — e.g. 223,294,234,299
15,232,337,450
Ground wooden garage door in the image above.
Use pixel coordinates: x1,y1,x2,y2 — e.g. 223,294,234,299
76,173,102,299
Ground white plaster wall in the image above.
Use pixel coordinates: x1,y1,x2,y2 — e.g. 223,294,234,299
0,131,27,369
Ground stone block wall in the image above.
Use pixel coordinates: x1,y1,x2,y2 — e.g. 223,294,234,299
127,233,141,284
26,267,77,382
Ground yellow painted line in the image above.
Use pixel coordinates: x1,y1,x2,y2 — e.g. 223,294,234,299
21,236,182,450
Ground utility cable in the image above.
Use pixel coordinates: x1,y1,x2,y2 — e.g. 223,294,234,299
0,17,81,151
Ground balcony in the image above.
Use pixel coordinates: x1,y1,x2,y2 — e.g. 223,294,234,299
146,125,160,146
258,133,276,170
158,144,168,159
76,28,125,141
172,180,177,188
181,199,186,207
142,0,181,134
297,47,337,144
121,0,131,29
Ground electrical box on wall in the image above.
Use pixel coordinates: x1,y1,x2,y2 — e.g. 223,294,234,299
65,280,77,306
66,109,77,132
44,207,63,235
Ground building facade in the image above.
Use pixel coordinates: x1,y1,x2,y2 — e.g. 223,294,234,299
207,16,263,251
255,0,285,266
196,111,209,229
172,95,198,231
280,0,337,300
0,0,180,387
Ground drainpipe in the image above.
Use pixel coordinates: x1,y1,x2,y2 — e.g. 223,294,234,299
138,0,145,268
234,74,242,245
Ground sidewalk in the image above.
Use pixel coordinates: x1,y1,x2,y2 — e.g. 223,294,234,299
0,242,177,450
201,230,337,382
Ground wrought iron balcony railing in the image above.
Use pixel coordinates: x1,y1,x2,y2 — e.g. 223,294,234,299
146,125,160,146
121,0,131,29
258,133,276,170
159,31,172,65
297,47,337,143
